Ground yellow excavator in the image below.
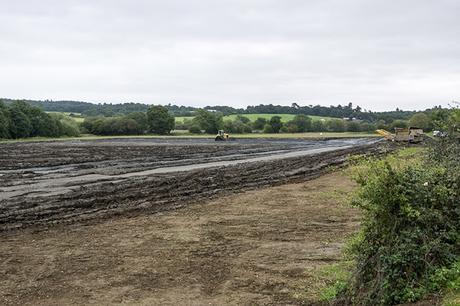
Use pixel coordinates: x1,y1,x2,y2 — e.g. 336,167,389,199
376,129,394,141
215,130,230,141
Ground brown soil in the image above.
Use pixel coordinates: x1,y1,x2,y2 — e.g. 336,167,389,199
0,172,360,306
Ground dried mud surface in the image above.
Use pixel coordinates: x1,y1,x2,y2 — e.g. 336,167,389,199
0,172,361,306
0,138,384,231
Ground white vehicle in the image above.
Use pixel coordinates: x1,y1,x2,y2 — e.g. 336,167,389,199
433,130,448,137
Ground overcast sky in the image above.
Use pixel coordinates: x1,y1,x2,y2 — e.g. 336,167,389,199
1,0,459,111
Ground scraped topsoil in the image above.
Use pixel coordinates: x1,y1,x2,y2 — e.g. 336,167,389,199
0,172,361,306
0,138,385,231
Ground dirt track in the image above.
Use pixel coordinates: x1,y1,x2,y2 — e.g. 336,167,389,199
0,138,382,231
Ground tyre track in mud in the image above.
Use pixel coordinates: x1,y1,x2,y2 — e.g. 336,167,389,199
0,139,385,231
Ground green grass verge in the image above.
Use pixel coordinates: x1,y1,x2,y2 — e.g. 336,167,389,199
440,260,460,306
317,262,353,302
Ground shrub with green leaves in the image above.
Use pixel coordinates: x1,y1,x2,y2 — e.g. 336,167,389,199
343,142,460,305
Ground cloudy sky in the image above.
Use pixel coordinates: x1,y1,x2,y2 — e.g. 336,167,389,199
1,0,459,111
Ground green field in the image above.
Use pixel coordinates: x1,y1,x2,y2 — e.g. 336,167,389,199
46,112,84,123
175,114,335,123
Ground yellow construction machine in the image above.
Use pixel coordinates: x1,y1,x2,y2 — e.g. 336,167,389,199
376,129,394,141
376,127,425,143
215,130,230,141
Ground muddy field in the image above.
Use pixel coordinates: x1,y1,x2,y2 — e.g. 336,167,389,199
0,138,383,231
0,137,391,305
1,172,361,305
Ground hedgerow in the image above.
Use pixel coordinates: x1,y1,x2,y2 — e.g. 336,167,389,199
341,139,460,305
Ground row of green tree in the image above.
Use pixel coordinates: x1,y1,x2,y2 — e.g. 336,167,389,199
0,101,440,138
177,110,435,134
80,108,437,136
81,106,175,135
0,101,80,139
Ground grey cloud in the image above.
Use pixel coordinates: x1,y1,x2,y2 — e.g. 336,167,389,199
0,0,459,110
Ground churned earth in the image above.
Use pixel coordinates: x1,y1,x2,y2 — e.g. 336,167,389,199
0,138,382,231
0,137,389,305
0,172,360,306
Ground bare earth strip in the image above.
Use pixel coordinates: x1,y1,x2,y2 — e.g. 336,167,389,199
0,172,359,306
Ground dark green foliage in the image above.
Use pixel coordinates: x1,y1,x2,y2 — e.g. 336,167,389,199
192,109,223,134
390,119,408,130
125,112,148,132
327,119,346,132
252,117,268,130
312,120,326,132
346,121,361,132
82,117,143,135
3,101,80,139
235,114,251,124
409,113,432,131
343,140,460,305
188,124,202,134
147,105,175,134
28,107,59,137
287,114,312,132
0,101,81,139
203,105,244,116
263,123,274,133
358,122,375,133
222,119,252,133
49,114,80,137
280,121,298,133
58,120,80,137
8,106,32,138
430,108,451,131
0,102,10,138
268,116,283,133
375,120,389,130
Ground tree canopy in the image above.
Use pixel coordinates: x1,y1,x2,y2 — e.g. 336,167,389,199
147,105,175,134
192,109,223,134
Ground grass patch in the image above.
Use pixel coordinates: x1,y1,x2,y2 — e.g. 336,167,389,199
46,111,82,116
293,251,355,303
438,260,460,305
443,290,460,306
46,111,84,123
317,262,353,302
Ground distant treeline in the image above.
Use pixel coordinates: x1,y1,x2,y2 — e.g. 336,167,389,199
177,110,435,134
0,101,80,139
0,99,443,139
0,98,440,123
